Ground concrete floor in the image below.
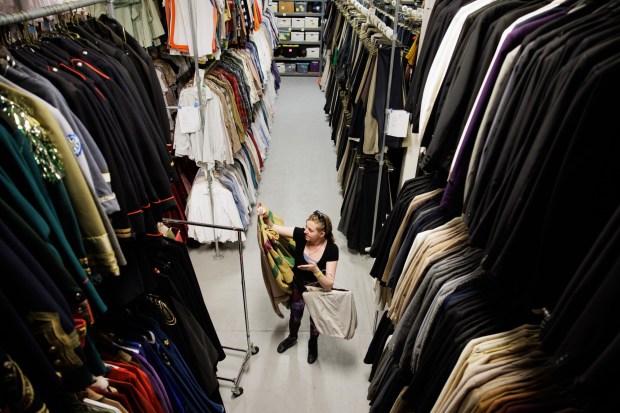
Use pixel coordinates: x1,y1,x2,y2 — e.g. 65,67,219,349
188,76,379,412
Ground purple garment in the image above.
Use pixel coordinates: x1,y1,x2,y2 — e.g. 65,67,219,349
440,8,567,211
133,352,174,413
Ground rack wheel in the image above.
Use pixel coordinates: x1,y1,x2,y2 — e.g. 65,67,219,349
232,387,243,397
251,346,259,355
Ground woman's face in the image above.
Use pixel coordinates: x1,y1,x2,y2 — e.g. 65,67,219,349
304,219,325,243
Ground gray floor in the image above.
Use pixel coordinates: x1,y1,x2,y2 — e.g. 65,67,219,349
188,77,378,412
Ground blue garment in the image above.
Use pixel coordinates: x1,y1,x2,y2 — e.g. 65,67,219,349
137,317,225,413
217,171,248,229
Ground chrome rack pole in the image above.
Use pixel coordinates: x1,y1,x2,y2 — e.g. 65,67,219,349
161,218,258,398
371,0,400,244
186,0,222,259
371,0,400,335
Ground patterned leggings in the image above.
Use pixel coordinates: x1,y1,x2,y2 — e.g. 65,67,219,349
289,286,319,338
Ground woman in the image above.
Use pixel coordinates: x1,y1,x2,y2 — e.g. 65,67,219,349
258,203,339,364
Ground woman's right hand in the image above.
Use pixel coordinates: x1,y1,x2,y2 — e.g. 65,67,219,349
257,203,269,219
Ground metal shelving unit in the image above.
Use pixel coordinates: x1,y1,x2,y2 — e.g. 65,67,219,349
274,0,327,77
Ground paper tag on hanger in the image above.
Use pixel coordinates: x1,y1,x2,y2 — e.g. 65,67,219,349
386,109,410,138
178,102,201,133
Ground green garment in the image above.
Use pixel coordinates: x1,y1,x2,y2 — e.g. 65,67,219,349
0,83,119,282
0,94,109,316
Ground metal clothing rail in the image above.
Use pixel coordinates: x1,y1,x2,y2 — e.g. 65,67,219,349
162,217,258,398
0,0,114,26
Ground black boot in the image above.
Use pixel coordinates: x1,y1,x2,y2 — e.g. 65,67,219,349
307,336,318,364
277,336,297,353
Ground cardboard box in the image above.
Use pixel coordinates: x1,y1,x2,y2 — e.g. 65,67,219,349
294,1,307,12
291,31,305,41
278,17,291,28
278,1,294,13
270,1,278,12
276,63,286,73
306,46,320,58
305,32,319,42
278,31,291,41
291,18,305,28
309,61,320,72
304,16,319,27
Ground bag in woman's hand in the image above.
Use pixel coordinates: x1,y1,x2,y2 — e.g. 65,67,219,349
302,286,358,339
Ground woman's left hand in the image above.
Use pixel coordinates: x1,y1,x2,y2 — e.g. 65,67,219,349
298,263,319,274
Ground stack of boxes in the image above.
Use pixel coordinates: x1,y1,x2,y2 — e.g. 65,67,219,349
275,0,321,74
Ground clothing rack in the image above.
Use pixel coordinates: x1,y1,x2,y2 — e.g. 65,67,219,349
162,217,259,398
0,0,114,26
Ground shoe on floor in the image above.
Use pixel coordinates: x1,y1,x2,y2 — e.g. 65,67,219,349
277,336,297,353
307,337,318,364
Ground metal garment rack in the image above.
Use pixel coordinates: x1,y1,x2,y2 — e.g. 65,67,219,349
162,217,258,397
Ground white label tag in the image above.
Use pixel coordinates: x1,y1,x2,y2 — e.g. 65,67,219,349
178,102,201,133
386,109,410,138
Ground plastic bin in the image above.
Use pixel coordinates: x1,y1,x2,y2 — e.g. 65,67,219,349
309,61,320,72
294,2,307,12
281,45,299,58
285,63,297,73
296,62,309,73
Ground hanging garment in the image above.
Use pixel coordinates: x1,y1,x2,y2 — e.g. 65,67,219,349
185,168,246,243
257,210,296,296
256,211,295,318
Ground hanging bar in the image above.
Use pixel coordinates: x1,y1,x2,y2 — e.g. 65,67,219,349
161,217,258,398
184,0,222,259
0,0,108,26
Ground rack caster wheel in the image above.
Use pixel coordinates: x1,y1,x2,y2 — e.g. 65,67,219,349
232,387,243,398
251,346,259,355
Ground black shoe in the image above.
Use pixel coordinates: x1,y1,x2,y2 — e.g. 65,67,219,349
307,337,318,364
277,336,297,353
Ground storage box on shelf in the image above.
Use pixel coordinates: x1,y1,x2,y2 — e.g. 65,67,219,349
304,17,319,27
291,32,305,41
296,62,310,73
281,45,300,58
306,47,320,58
305,32,319,41
292,17,305,28
278,17,291,27
278,1,294,12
